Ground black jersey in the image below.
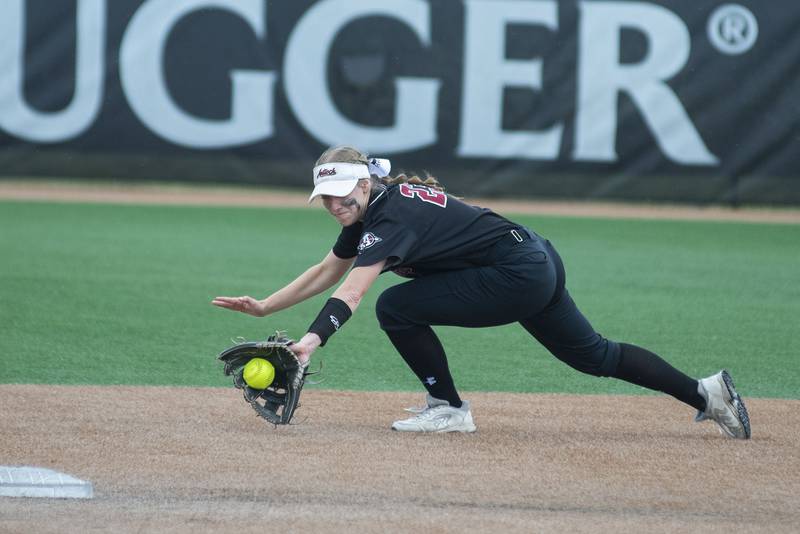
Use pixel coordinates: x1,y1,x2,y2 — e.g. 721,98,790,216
332,184,516,276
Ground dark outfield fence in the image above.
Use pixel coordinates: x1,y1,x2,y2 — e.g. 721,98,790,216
1,0,799,205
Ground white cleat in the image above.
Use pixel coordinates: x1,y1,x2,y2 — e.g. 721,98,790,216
392,395,477,433
695,370,751,439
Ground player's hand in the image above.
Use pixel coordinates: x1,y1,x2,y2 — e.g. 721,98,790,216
287,332,321,366
211,296,268,317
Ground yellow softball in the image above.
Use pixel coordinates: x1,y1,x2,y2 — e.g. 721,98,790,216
242,358,275,390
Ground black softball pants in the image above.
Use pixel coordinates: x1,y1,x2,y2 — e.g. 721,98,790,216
376,230,622,380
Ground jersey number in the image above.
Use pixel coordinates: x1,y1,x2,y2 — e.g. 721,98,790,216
399,184,447,208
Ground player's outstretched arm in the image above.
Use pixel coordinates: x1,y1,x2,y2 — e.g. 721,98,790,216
211,250,355,317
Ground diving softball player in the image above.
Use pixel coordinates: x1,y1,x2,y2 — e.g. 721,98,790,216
212,146,751,438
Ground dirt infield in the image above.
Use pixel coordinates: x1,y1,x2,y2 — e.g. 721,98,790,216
2,179,800,223
1,386,798,533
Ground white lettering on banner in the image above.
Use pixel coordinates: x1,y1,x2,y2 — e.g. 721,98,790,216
119,0,274,148
283,0,440,152
0,0,105,142
0,0,721,167
574,2,718,165
458,0,563,159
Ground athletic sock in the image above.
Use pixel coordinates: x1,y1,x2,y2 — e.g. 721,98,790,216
613,343,706,412
384,326,463,408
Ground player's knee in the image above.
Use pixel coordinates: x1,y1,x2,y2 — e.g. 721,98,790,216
375,287,407,330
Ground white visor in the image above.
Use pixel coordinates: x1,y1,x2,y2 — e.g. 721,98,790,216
308,162,370,202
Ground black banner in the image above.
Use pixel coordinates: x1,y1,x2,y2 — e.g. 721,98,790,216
1,0,798,204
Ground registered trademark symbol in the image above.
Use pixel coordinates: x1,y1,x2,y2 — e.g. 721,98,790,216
707,4,758,55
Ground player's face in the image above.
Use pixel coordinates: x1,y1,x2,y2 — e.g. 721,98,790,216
322,183,368,226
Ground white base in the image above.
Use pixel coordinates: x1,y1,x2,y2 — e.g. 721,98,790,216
0,466,93,499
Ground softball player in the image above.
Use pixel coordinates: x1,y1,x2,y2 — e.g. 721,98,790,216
213,146,751,438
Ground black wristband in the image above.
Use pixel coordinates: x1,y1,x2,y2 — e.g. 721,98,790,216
308,297,352,346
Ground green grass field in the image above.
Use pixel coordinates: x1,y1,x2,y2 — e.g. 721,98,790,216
1,200,798,398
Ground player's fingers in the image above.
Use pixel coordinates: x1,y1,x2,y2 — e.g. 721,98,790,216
212,296,257,314
212,297,239,308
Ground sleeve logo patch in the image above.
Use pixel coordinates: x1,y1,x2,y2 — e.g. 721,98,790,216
329,315,340,330
357,232,382,253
